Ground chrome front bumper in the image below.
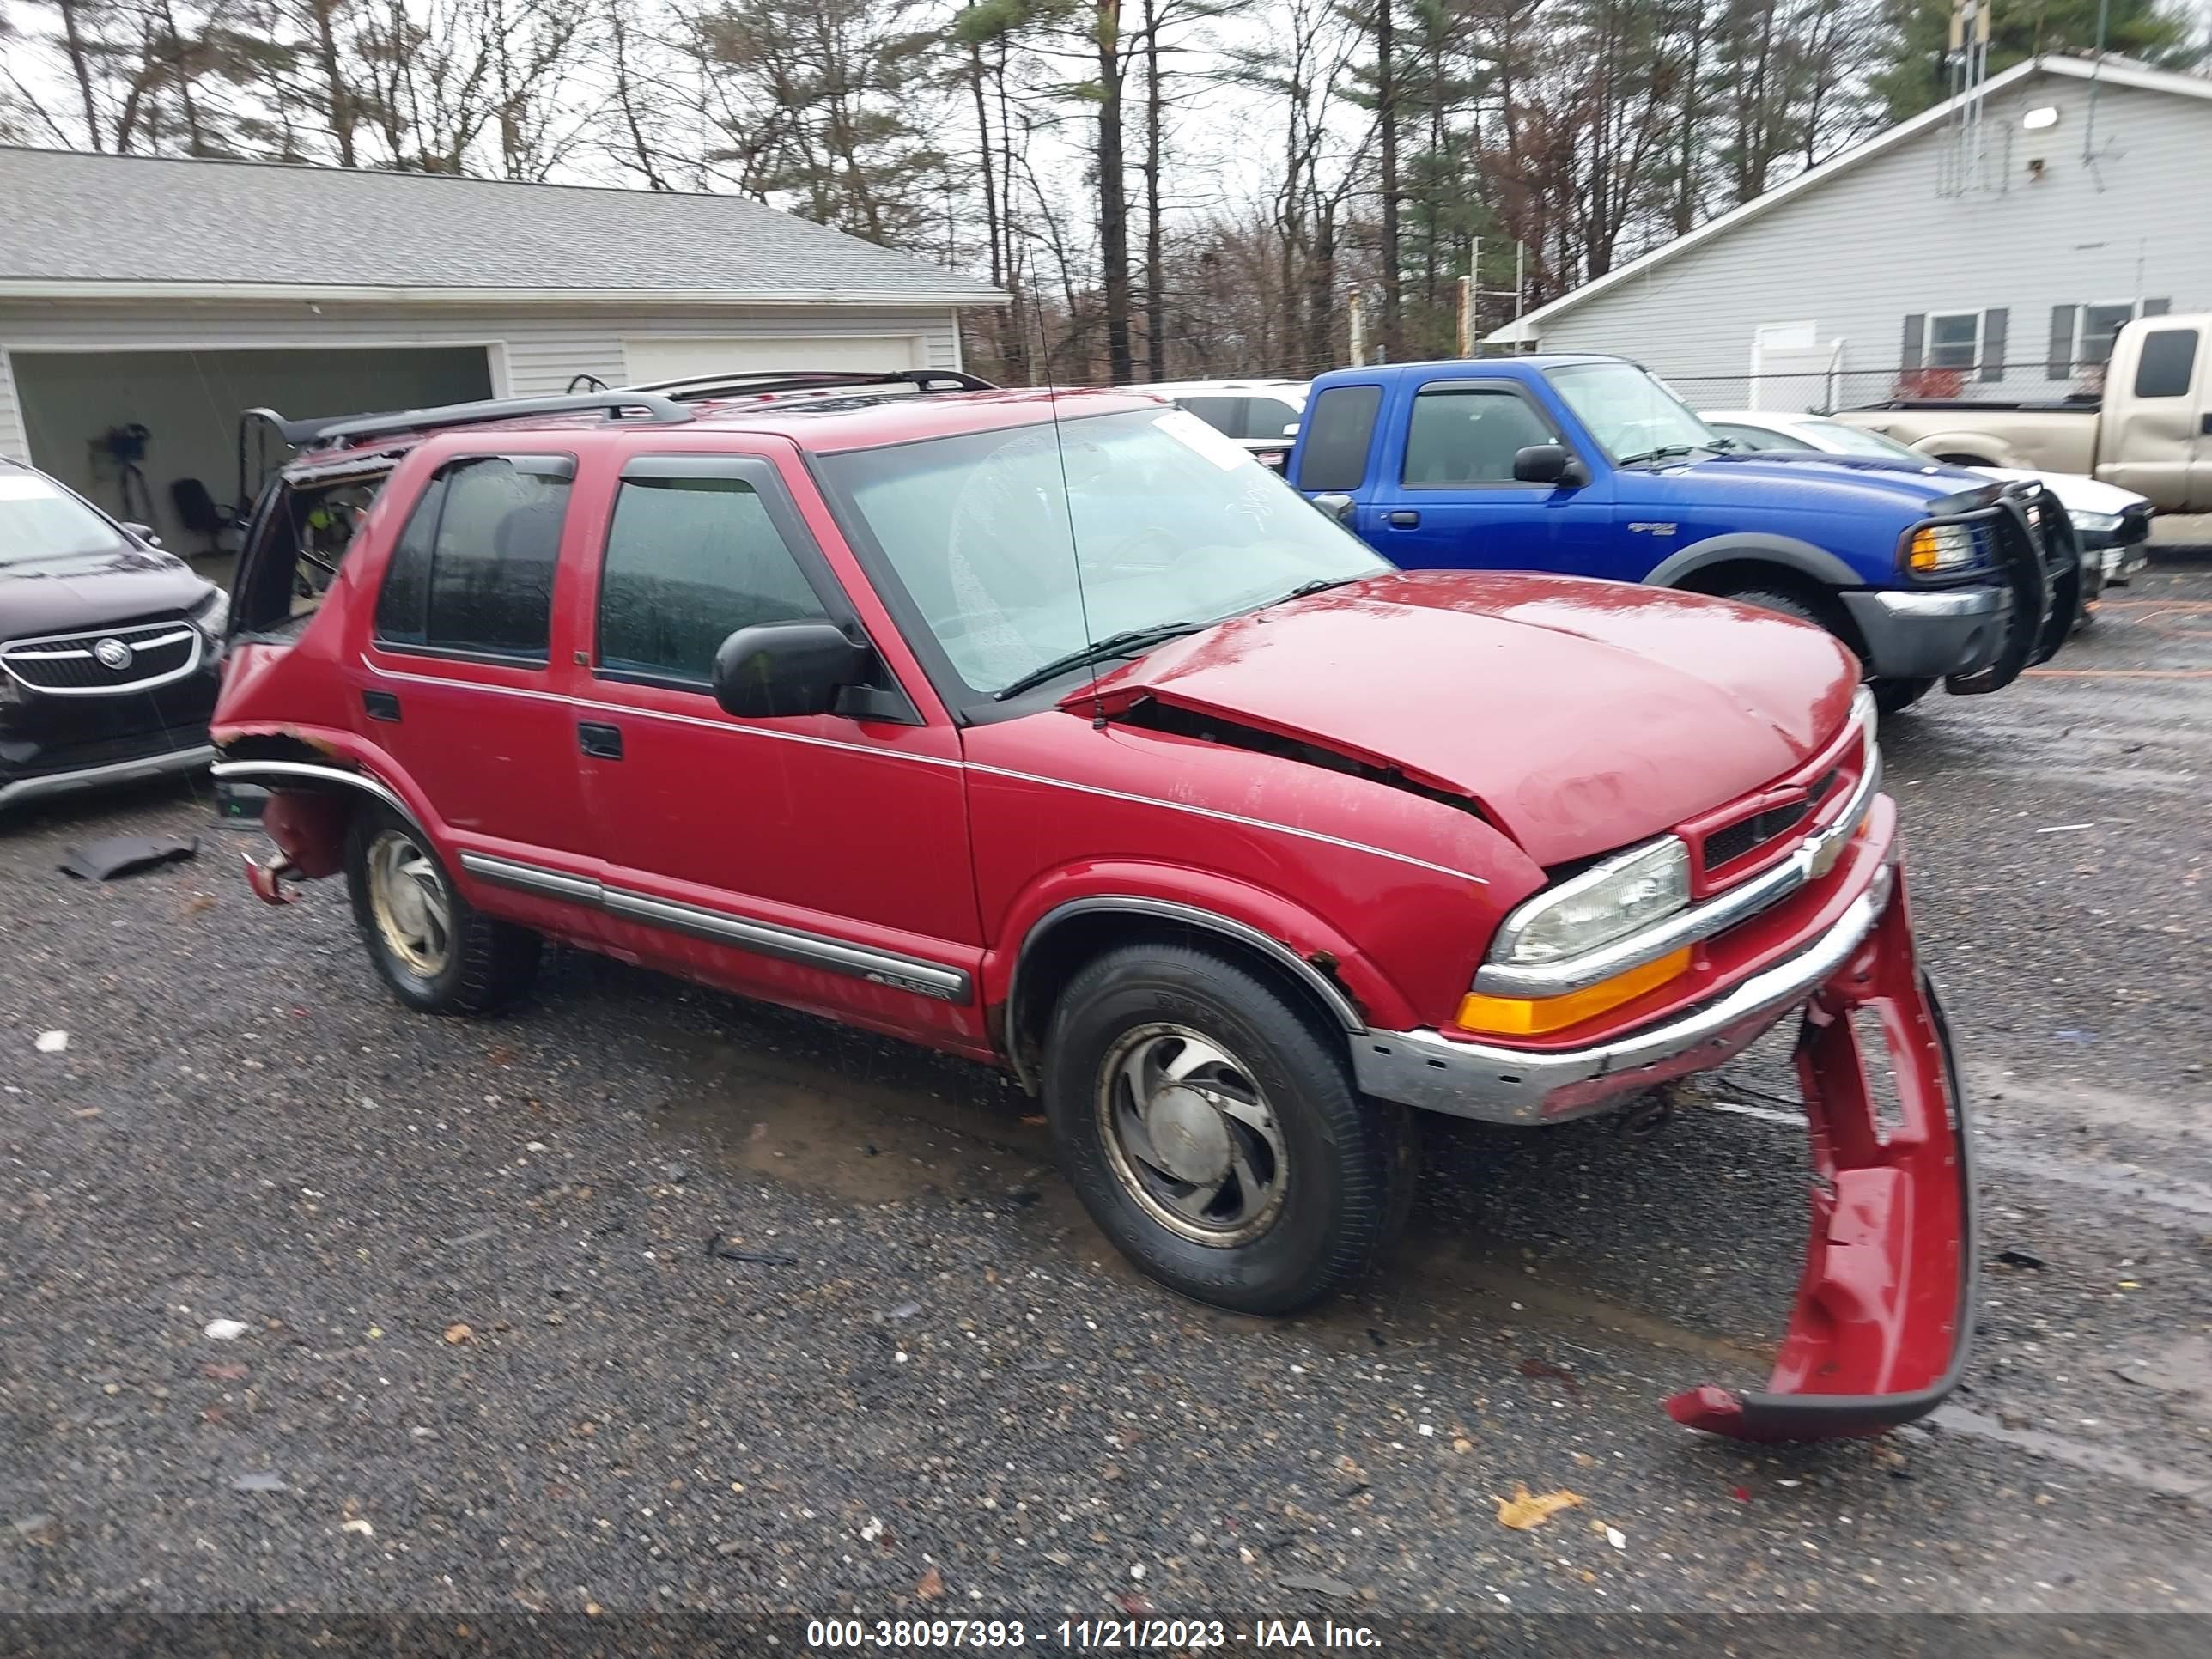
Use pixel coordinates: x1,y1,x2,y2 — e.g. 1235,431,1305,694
1352,863,1893,1125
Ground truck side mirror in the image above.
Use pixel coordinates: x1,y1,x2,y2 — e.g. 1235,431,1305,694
1311,492,1356,523
712,621,873,719
1512,444,1583,486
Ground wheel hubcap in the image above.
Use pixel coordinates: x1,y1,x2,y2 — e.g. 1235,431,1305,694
366,830,453,979
1096,1024,1287,1246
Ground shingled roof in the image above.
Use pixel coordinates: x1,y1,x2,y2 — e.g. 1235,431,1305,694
0,148,1003,306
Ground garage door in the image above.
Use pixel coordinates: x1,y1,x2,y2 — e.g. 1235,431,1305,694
9,344,492,557
623,334,923,386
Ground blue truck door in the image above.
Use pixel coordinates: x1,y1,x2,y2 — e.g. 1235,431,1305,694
1360,379,1613,574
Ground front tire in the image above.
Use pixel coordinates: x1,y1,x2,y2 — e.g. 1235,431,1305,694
1042,942,1413,1315
344,806,539,1015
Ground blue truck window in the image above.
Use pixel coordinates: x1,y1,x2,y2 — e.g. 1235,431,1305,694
1403,387,1559,487
1297,385,1382,490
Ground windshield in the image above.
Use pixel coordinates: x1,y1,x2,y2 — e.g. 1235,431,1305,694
0,470,128,564
1544,362,1719,461
1800,419,1929,462
823,407,1390,699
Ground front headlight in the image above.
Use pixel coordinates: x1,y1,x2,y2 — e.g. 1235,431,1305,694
2071,509,2123,534
1491,836,1692,967
1901,520,1988,577
188,586,231,641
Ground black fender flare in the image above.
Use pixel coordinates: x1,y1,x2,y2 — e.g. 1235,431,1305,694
1640,532,1864,592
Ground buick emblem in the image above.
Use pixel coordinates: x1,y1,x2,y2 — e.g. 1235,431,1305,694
93,636,132,672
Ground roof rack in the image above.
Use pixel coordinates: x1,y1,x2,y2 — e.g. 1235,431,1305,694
626,368,998,402
283,391,697,452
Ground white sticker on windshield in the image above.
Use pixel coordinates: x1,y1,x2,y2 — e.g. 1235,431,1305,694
0,474,66,501
1154,409,1253,471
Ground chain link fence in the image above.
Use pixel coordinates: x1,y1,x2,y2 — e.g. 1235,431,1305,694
1660,361,2111,416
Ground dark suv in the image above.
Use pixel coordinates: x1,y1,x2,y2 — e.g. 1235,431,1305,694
0,457,227,811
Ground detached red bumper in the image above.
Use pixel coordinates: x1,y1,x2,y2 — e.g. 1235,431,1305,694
1666,872,1974,1441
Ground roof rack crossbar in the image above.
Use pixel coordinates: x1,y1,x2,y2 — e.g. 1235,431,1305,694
302,391,696,450
626,368,998,401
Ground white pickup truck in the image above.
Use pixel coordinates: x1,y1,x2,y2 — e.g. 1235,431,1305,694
1833,313,2208,512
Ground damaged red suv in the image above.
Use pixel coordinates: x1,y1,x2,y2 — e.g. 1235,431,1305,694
213,372,1972,1442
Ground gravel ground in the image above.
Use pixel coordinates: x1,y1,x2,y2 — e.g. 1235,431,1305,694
3,560,2209,1646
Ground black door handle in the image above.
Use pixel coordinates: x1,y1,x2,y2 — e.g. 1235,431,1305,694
362,690,401,723
578,721,623,759
1386,509,1421,527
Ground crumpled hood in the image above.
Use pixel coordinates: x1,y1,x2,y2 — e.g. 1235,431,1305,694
0,547,214,638
1078,571,1861,867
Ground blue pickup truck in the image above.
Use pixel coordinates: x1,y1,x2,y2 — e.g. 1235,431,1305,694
1286,356,2078,711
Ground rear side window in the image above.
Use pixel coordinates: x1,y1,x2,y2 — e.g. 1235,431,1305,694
1296,384,1382,491
597,469,830,684
1173,396,1246,437
1401,386,1559,486
374,455,572,659
2133,329,2198,399
1247,397,1302,440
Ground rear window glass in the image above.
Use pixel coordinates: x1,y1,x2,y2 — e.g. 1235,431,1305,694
2134,329,2198,399
1295,385,1382,491
374,456,572,659
598,472,829,684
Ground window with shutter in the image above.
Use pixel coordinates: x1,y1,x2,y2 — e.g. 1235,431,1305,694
1980,308,2008,382
2047,305,2078,379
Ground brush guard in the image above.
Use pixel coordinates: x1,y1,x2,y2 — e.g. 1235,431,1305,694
1666,869,1975,1441
1946,484,2079,695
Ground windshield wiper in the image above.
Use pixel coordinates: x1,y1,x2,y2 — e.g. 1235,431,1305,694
992,622,1206,702
1267,575,1363,605
1616,442,1718,467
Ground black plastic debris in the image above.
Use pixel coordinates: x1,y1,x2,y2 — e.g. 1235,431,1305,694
58,834,198,881
706,1232,798,1267
1995,1248,2047,1271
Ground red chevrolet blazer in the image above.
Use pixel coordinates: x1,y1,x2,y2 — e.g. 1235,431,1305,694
212,372,1972,1442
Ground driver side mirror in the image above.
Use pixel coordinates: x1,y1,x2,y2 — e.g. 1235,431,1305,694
1511,445,1586,487
1311,491,1356,523
121,520,162,546
712,621,873,719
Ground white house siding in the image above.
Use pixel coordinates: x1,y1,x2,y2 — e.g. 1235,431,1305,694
0,300,966,467
1526,76,2212,409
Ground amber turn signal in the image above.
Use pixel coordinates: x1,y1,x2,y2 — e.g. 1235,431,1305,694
1455,947,1693,1037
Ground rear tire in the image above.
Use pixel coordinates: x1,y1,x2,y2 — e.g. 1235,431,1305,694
1872,676,1937,714
1042,941,1414,1315
344,806,539,1015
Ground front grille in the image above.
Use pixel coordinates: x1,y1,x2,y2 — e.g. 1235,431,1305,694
1699,767,1841,873
2116,506,2152,545
1,617,202,695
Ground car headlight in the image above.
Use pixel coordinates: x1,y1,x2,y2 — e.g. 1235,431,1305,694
1491,837,1692,967
1901,520,1988,577
2071,509,2123,534
188,586,231,641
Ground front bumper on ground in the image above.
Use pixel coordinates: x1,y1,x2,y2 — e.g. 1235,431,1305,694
1355,845,1973,1443
1838,585,2007,680
1665,888,1974,1442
